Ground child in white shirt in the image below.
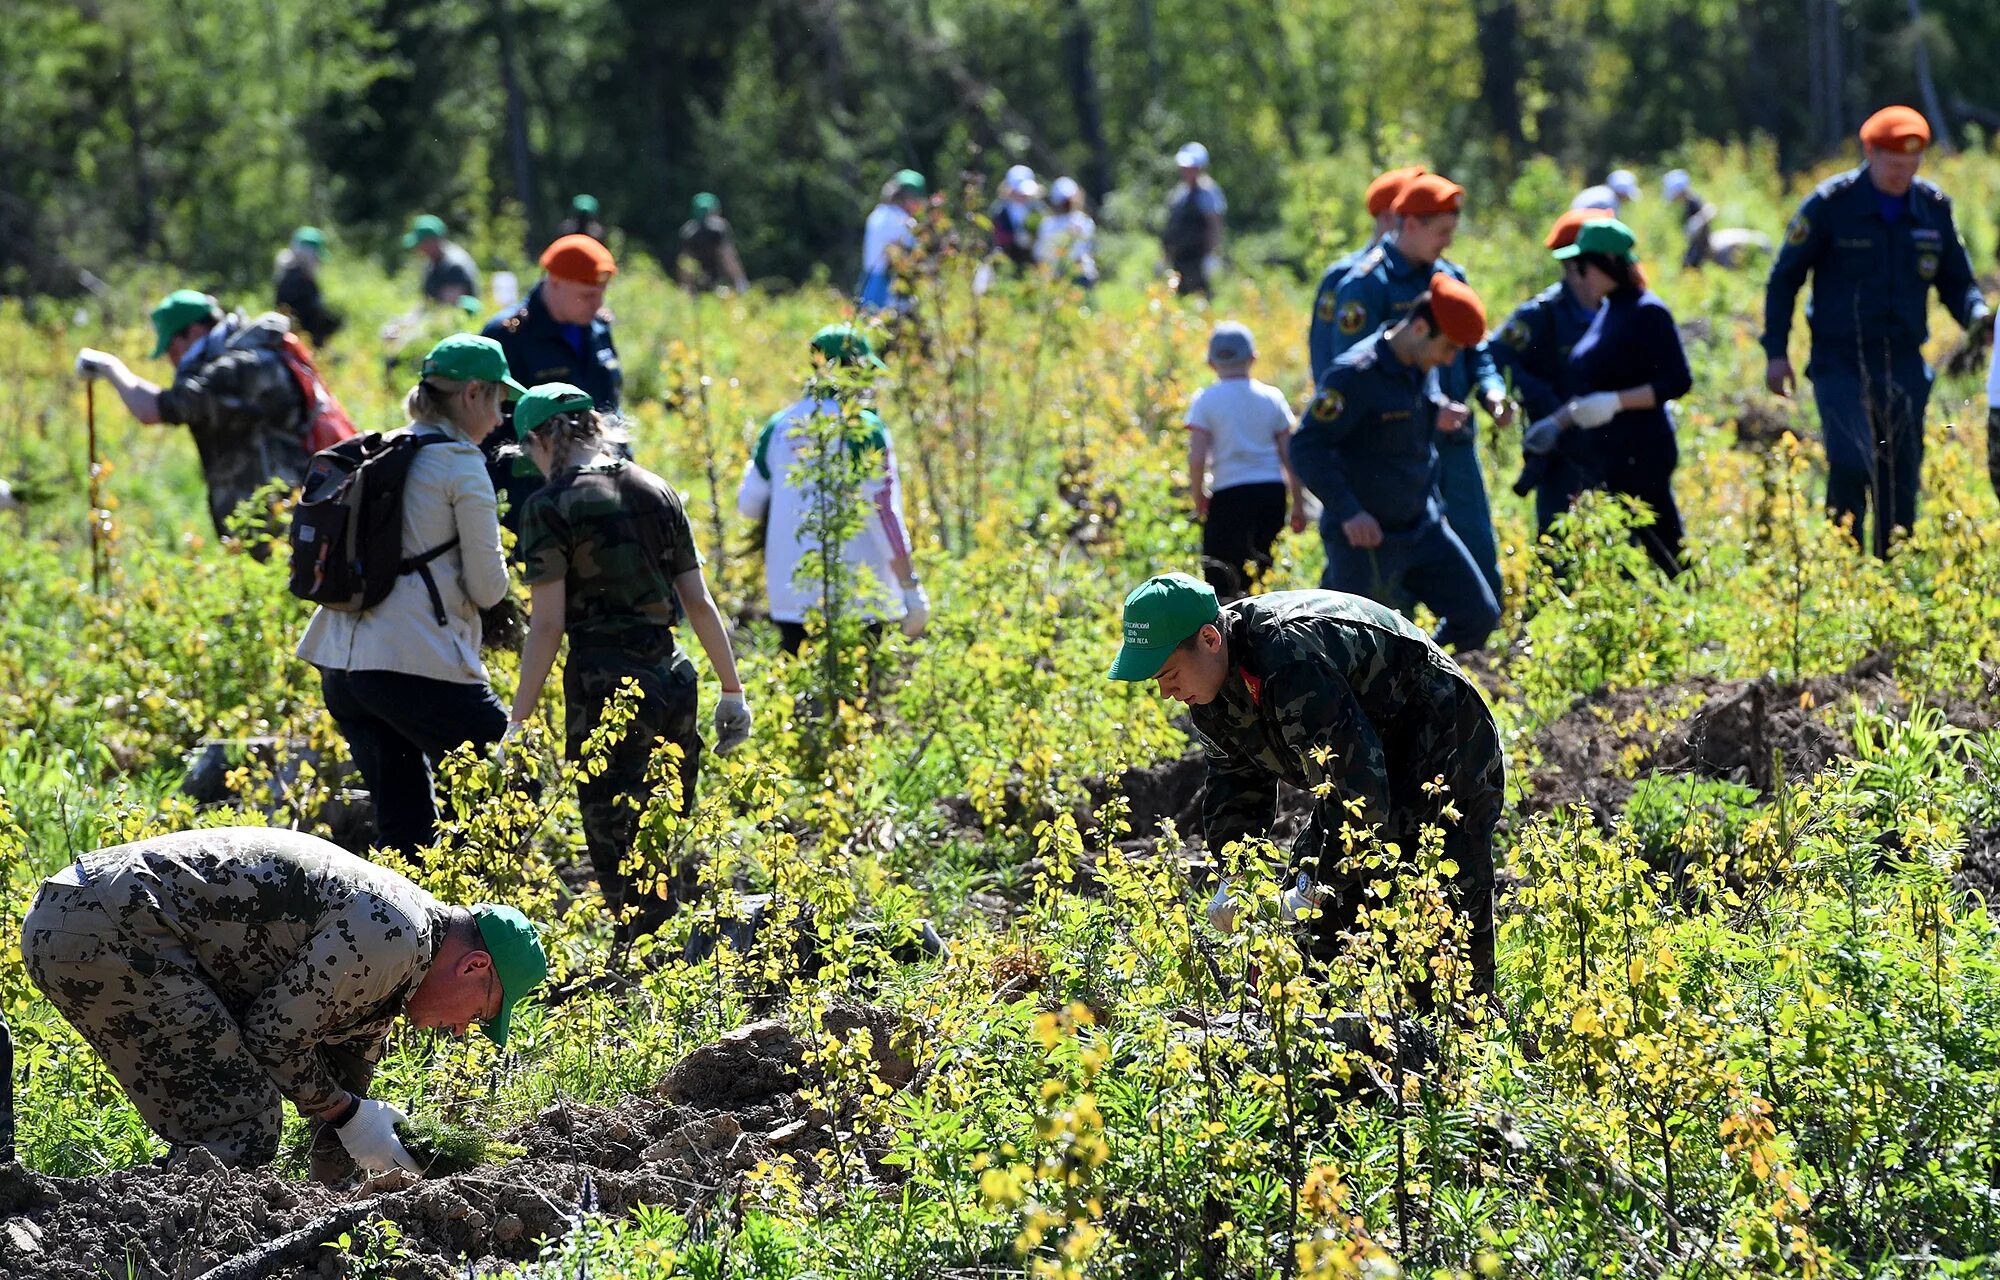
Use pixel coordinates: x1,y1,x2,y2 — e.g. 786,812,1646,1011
1186,322,1306,597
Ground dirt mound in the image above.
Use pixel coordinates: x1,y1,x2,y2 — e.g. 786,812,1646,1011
0,1010,916,1279
1524,650,1919,820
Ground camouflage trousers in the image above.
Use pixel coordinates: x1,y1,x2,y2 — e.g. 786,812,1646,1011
565,647,704,928
20,869,371,1173
1290,701,1504,1003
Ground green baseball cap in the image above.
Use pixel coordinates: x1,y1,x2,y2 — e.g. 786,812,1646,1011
292,226,327,254
421,333,528,394
149,289,222,358
1554,217,1638,262
891,169,927,196
571,193,600,216
810,323,886,369
1108,573,1221,681
691,192,720,217
470,903,549,1048
403,214,447,248
513,382,594,438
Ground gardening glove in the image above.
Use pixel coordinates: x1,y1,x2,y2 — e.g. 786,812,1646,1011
1522,415,1562,456
74,349,116,380
1565,391,1622,429
714,691,752,755
336,1099,420,1175
900,583,930,638
1206,880,1240,934
1279,873,1324,925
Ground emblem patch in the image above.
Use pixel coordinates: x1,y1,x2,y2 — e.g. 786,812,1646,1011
1497,318,1530,350
1310,389,1345,421
1336,301,1368,335
1316,292,1337,322
1785,214,1811,247
1917,251,1939,281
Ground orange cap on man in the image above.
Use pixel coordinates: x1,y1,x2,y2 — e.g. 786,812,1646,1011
540,233,617,285
1426,273,1486,347
1365,166,1427,217
1393,174,1465,219
1544,206,1615,251
1859,105,1930,154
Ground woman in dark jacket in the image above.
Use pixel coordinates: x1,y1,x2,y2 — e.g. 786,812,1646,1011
1521,219,1693,575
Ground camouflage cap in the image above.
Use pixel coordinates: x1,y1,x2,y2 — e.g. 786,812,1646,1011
471,904,548,1048
513,382,594,439
1109,573,1220,681
150,289,223,358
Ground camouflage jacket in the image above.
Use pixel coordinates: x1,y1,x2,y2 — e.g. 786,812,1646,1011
1188,590,1500,857
74,827,449,1114
519,459,702,661
154,312,312,534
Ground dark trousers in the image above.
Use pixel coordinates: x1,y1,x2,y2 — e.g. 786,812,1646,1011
1170,250,1210,296
1320,514,1500,652
566,651,704,927
1810,349,1931,557
1604,467,1685,577
319,667,508,856
1201,481,1287,599
777,620,885,655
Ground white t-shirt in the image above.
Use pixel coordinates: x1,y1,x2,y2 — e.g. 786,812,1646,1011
1034,211,1097,271
1186,377,1294,491
861,204,915,275
736,397,913,625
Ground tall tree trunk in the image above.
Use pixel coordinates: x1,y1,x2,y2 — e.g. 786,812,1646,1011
1138,0,1161,115
1906,0,1951,153
1475,0,1526,168
492,0,538,249
1061,0,1112,200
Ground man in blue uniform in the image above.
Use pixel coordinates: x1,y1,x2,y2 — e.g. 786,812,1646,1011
482,233,623,533
1308,166,1424,383
1291,274,1500,652
1490,207,1612,528
1763,105,1991,557
1322,175,1511,604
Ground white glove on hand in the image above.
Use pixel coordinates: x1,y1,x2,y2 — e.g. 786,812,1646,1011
1523,415,1563,455
74,349,116,380
1279,873,1324,925
336,1099,420,1175
1566,391,1622,429
714,691,752,755
1206,881,1239,934
900,583,930,638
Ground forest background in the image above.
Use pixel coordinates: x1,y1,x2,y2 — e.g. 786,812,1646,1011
8,0,2000,298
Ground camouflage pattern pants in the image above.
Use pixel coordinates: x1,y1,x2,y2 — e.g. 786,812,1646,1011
565,648,704,925
1291,698,1504,1002
21,870,285,1166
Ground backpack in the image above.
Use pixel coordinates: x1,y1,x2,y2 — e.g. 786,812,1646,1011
288,432,460,625
276,331,358,454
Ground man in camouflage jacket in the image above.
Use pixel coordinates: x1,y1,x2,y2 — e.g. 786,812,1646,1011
20,827,547,1177
75,290,312,543
1109,573,1501,997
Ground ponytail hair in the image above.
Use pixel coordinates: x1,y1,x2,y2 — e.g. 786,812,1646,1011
527,407,632,475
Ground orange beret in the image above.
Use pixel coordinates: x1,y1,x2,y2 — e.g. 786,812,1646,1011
1859,105,1929,154
1365,166,1427,217
1544,206,1615,250
1426,273,1486,347
540,234,617,285
1393,174,1465,218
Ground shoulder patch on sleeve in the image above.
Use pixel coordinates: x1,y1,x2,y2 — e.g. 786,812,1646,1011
1785,213,1811,247
1497,316,1531,350
1316,291,1337,322
1309,388,1345,421
1337,300,1369,335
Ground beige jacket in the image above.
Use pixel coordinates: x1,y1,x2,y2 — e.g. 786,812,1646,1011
296,422,509,684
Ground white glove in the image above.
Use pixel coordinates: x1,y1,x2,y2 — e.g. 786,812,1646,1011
1206,881,1239,934
1279,873,1324,924
1565,391,1622,429
714,691,752,755
1523,415,1563,455
74,349,116,380
336,1099,420,1175
900,583,930,638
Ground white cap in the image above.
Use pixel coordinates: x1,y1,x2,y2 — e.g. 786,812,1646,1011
1004,163,1035,185
1049,175,1082,205
1608,169,1641,201
1014,178,1042,201
1175,142,1210,169
1662,169,1691,201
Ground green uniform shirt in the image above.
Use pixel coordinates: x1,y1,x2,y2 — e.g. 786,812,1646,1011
518,459,702,659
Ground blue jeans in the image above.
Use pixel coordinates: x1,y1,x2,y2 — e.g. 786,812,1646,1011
1319,513,1500,652
1809,348,1931,557
1437,439,1501,601
319,668,508,856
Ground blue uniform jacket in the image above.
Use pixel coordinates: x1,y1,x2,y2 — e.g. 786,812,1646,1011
1761,167,1986,364
1290,331,1442,532
482,283,623,409
1567,288,1693,479
1488,279,1599,422
1323,240,1505,440
1307,240,1379,383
